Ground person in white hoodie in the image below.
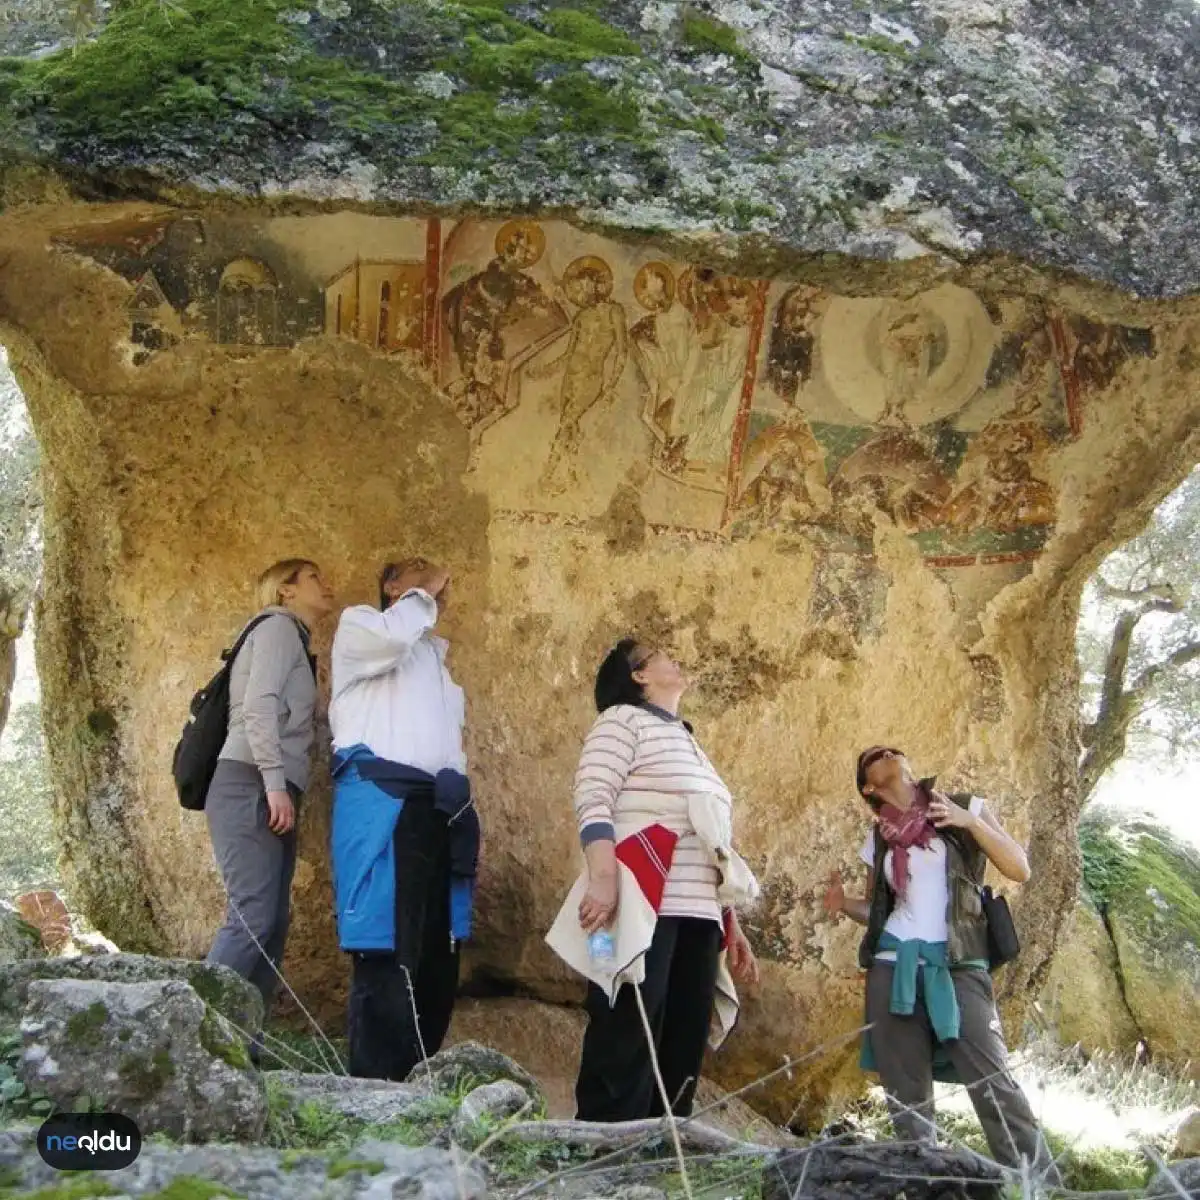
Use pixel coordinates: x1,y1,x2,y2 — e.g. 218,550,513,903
546,637,760,1122
328,557,478,1082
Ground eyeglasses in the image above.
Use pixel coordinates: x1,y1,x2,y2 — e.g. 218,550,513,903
630,649,660,672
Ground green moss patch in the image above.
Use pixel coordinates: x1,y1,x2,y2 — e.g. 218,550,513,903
1080,811,1200,960
118,1047,175,1097
1,1182,118,1200
65,1000,109,1049
680,7,751,65
0,0,669,177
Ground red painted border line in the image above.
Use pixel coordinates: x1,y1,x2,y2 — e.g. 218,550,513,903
1048,314,1083,437
720,280,771,529
424,217,442,376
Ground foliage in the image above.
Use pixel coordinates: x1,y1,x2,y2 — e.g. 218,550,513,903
936,1110,1152,1192
0,1027,55,1126
1076,467,1200,798
0,702,61,901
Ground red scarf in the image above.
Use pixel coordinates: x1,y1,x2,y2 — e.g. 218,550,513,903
876,790,936,900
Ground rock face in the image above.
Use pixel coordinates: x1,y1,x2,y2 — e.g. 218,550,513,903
0,901,44,966
1043,811,1200,1077
0,0,1199,1127
0,1128,488,1199
18,976,267,1141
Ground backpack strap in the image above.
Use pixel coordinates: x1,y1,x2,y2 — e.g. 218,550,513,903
221,612,278,667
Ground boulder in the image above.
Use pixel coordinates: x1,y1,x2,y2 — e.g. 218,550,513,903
1147,1157,1200,1198
453,1080,534,1144
1173,1109,1200,1160
18,977,266,1142
0,902,44,966
416,1041,546,1114
2,0,1199,1127
0,1127,487,1199
761,1141,1005,1200
0,952,263,1038
1047,811,1200,1076
271,1071,434,1127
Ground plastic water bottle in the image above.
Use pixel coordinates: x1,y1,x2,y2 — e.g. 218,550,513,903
588,929,615,966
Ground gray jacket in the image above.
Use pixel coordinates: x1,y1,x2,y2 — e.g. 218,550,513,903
218,606,317,793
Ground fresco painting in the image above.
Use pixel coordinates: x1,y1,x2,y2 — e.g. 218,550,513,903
50,211,1156,568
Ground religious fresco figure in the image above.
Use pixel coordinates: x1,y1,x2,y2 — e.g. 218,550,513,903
641,267,761,492
830,429,954,538
441,220,568,439
939,395,1058,532
734,284,833,530
631,261,700,449
528,255,629,495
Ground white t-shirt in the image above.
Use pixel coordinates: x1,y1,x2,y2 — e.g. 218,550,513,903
858,796,985,955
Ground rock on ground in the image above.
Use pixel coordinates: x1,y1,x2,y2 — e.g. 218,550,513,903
0,952,263,1036
1173,1109,1200,1160
415,1041,547,1113
0,902,45,966
271,1070,435,1125
0,1129,487,1199
18,977,265,1142
453,1080,534,1143
761,1140,1006,1200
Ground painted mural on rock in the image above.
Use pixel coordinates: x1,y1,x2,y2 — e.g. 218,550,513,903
52,212,1156,567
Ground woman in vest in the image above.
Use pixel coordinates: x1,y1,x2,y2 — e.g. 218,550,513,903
824,746,1057,1176
205,558,334,1059
546,638,760,1122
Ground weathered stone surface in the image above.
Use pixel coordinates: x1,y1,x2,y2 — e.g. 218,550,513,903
1040,896,1140,1055
18,976,266,1141
454,1079,534,1144
0,952,262,1035
0,0,1198,1133
0,194,1195,1123
1147,1157,1200,1198
417,1041,546,1112
1174,1109,1200,1160
1047,811,1200,1077
0,1127,487,1199
272,1070,435,1125
2,0,1200,297
0,900,44,965
761,1140,1006,1200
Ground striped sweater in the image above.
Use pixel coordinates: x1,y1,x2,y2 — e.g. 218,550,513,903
574,703,735,923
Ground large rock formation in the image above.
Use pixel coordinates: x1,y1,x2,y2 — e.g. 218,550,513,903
1,0,1198,1125
1043,810,1200,1077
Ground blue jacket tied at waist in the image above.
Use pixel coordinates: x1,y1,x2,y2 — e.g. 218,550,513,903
330,743,480,953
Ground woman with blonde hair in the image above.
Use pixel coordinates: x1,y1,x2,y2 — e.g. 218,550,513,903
205,558,334,1059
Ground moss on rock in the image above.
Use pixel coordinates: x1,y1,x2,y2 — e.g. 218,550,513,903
118,1047,176,1097
64,999,109,1049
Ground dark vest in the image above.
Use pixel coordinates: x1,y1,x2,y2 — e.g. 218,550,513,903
857,783,990,969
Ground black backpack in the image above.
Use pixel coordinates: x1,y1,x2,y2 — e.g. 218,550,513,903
172,613,277,811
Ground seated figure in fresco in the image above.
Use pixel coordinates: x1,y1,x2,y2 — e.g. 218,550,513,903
530,256,629,495
939,399,1057,532
830,430,953,539
734,417,833,529
441,222,567,436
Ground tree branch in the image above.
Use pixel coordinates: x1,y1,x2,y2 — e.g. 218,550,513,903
1094,575,1182,610
1131,637,1200,697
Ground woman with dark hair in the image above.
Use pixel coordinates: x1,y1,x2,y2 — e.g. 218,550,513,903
824,746,1057,1177
546,638,760,1122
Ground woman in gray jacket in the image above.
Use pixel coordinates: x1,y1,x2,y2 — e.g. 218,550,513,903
205,558,334,1056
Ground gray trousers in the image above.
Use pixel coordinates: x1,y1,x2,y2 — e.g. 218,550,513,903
866,961,1057,1176
205,759,301,1025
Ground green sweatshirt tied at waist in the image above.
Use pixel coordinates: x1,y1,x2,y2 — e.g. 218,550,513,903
861,932,988,1082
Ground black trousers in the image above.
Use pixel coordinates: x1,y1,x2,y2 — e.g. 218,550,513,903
575,916,721,1122
346,793,461,1081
